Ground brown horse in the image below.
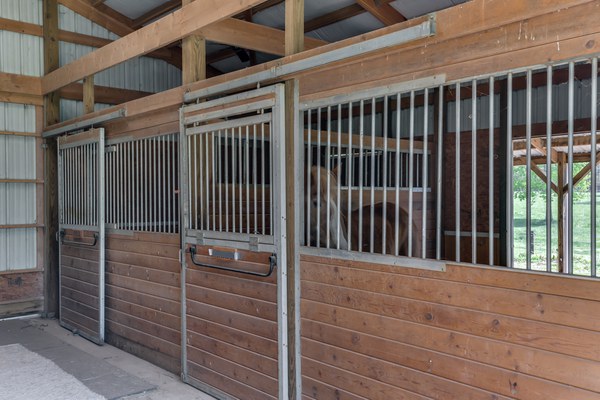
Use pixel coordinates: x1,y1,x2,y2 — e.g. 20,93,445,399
306,165,417,256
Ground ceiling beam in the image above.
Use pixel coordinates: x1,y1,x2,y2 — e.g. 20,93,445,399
199,18,326,58
42,0,268,94
356,0,406,26
132,0,180,29
57,0,133,37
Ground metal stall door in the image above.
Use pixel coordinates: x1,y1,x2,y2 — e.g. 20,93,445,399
57,128,105,345
180,85,287,400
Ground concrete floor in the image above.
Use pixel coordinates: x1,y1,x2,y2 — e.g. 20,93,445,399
0,316,215,400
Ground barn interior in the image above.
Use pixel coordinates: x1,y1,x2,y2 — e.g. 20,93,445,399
2,0,600,399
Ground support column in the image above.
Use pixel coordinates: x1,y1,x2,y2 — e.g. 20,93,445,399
285,1,304,399
43,0,60,317
182,0,206,85
83,75,94,114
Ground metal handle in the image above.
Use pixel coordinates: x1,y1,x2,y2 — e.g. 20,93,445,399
59,230,99,247
188,246,276,277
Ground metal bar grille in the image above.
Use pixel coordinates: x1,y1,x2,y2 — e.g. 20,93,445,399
104,133,179,233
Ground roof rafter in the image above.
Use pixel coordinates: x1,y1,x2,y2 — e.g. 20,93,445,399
356,0,406,26
305,3,365,32
42,0,269,94
132,0,180,29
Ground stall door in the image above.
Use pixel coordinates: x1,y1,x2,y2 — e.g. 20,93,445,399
181,85,287,399
58,128,105,345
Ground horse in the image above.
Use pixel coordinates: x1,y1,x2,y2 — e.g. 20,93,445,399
305,165,417,256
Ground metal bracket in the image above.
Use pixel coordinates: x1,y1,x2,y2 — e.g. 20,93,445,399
188,246,275,277
249,236,259,252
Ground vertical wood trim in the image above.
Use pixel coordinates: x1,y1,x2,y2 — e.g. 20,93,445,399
83,75,95,114
43,0,60,318
182,0,206,85
285,1,304,399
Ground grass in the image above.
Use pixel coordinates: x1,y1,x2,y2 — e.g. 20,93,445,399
512,192,600,276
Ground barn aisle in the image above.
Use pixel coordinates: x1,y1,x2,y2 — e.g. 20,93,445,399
0,317,213,400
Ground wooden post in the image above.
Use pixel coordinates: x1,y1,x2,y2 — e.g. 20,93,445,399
285,0,303,398
83,75,94,114
43,0,60,318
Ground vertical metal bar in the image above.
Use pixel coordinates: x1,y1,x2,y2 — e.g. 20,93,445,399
136,141,140,231
567,61,575,274
206,133,212,231
166,138,170,233
306,111,312,245
253,124,257,235
382,97,389,254
316,107,322,247
218,131,223,232
455,83,461,262
489,75,495,266
506,73,514,268
422,88,429,259
192,135,197,230
337,103,342,249
546,67,553,272
326,106,332,249
144,139,148,230
261,123,265,235
347,103,353,252
245,125,250,235
471,80,477,263
118,143,122,229
239,126,243,233
97,129,105,343
173,134,177,233
395,93,401,256
370,98,376,253
225,129,229,232
161,136,166,232
129,141,133,230
592,58,598,277
358,100,364,251
212,133,216,231
436,86,444,260
526,70,532,270
408,91,415,257
269,121,274,236
232,130,237,233
154,137,158,232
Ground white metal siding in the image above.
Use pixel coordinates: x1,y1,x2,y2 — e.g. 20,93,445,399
58,5,182,121
0,0,43,77
0,102,37,272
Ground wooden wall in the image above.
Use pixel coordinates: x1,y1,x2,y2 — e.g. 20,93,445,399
104,231,181,374
0,269,43,318
184,245,279,400
300,254,600,399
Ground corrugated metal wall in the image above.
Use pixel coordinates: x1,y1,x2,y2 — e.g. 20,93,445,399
0,0,40,272
0,102,37,271
58,5,181,121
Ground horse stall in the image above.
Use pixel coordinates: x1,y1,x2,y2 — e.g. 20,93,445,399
31,0,600,399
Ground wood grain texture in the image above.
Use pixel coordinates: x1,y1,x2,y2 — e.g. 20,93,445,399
103,232,181,373
301,256,600,398
185,244,279,398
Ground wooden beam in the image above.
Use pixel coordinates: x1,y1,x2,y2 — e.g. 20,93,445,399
568,151,600,190
0,72,41,96
531,138,560,163
201,18,326,56
57,0,133,37
42,0,268,94
356,0,406,26
43,0,60,318
182,0,205,84
83,75,94,113
0,17,181,68
530,163,559,194
59,82,152,104
132,0,181,29
304,4,365,32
